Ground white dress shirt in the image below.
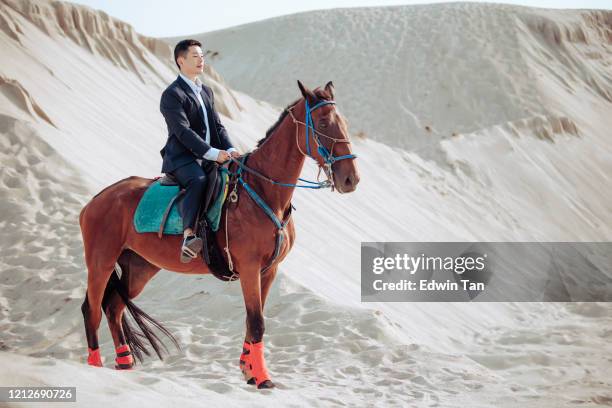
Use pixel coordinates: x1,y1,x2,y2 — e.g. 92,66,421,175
179,73,235,162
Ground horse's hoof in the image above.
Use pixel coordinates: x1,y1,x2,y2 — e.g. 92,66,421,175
240,362,254,384
257,380,275,389
115,364,134,370
242,369,255,385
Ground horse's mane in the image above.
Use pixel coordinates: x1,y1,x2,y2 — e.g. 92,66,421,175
257,98,300,147
256,88,333,148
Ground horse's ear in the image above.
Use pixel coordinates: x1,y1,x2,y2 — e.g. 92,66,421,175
297,80,316,103
297,80,308,96
325,81,335,99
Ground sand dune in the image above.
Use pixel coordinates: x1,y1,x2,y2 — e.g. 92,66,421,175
1,0,611,406
192,4,612,160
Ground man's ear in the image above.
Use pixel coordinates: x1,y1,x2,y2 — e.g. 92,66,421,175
324,81,335,99
297,80,316,104
177,55,184,69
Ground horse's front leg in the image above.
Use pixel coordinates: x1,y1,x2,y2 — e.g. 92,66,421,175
239,266,276,389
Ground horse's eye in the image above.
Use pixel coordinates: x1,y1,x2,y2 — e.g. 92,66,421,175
319,121,329,129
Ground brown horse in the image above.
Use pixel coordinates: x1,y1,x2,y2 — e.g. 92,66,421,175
79,80,359,389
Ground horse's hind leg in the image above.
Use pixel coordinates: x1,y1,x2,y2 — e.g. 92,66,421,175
81,259,120,367
103,250,160,370
81,293,103,366
80,204,126,367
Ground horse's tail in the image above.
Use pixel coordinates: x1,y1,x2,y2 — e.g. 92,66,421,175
102,266,180,364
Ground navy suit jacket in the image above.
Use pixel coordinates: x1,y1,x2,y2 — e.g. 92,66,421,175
160,75,234,173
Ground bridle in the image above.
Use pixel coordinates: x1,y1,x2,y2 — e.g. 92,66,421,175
229,97,357,191
287,99,357,190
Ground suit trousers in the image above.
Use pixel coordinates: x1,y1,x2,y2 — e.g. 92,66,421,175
171,160,207,232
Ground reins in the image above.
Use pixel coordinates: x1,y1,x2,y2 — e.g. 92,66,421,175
229,98,357,190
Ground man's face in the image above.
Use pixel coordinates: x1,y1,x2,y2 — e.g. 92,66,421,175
178,45,204,77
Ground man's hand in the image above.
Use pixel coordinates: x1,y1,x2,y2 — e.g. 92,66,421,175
216,150,231,163
229,150,241,158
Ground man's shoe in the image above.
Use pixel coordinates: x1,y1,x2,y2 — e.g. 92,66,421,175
180,235,203,263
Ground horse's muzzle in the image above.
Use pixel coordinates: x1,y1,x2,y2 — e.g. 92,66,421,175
336,171,360,193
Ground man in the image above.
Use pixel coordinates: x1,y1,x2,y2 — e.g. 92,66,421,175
160,39,240,263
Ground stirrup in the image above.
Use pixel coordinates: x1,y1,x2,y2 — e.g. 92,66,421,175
180,235,202,263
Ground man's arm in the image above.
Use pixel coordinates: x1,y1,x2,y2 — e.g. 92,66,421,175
160,88,213,159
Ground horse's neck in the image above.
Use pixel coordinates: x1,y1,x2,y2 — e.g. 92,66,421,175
246,102,306,213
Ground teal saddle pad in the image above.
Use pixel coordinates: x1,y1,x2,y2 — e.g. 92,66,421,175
133,173,229,235
134,180,183,235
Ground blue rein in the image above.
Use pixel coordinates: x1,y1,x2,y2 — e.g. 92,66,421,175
231,158,331,189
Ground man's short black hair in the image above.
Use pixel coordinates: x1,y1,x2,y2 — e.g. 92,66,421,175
174,39,202,69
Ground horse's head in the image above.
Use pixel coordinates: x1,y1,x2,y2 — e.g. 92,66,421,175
295,80,360,194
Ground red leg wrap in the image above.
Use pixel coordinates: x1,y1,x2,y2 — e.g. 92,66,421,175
87,347,103,367
249,341,271,387
115,344,134,370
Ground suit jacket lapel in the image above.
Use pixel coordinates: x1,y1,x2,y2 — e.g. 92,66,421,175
199,87,212,114
176,76,204,122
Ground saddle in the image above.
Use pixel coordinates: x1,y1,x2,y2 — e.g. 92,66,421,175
133,162,237,281
157,160,222,237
